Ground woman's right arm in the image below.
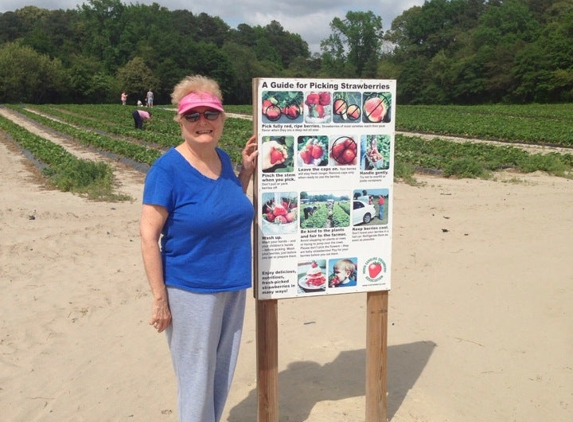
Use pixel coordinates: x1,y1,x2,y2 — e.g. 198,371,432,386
140,204,171,333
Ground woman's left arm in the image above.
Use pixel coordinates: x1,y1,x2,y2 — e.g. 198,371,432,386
238,135,258,193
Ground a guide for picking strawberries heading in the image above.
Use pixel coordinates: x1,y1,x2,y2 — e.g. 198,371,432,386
253,78,396,300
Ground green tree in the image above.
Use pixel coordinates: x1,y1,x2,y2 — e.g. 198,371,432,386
78,0,128,72
263,20,310,68
116,57,159,103
221,42,267,104
0,41,70,103
0,11,24,43
321,11,384,77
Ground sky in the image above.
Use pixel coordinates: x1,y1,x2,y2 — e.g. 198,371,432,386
0,0,426,53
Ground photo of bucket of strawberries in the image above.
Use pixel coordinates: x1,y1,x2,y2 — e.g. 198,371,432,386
261,192,298,235
361,134,391,170
362,92,392,123
329,136,358,166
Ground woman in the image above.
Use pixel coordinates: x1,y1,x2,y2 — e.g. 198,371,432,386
132,108,152,129
140,75,257,422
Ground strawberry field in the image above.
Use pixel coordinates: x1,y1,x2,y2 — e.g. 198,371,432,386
398,103,573,147
0,103,571,200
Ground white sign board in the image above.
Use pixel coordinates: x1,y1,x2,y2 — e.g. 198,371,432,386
254,78,396,300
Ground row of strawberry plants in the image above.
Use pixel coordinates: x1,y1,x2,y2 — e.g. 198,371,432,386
26,104,251,164
397,105,573,147
6,105,162,166
0,115,116,198
396,135,573,178
6,103,571,180
73,104,253,164
24,104,179,148
418,103,573,120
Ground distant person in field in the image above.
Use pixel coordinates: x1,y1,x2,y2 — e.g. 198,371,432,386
146,89,154,107
132,109,152,129
121,91,127,105
137,99,143,107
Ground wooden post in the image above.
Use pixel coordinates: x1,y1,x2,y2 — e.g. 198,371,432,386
365,291,389,421
256,299,279,422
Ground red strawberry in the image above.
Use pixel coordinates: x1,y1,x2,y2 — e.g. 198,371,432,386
344,137,357,151
310,145,323,159
318,92,331,106
270,148,284,164
341,149,356,164
273,204,287,216
331,142,345,160
264,105,281,121
305,93,319,105
300,150,312,164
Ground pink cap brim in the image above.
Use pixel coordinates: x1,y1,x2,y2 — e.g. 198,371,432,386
178,92,224,115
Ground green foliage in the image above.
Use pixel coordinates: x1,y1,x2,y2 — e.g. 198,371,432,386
443,157,488,178
0,114,117,200
331,204,350,227
0,41,71,103
2,1,573,105
321,11,383,77
397,104,573,147
396,132,572,180
386,0,573,104
116,57,159,101
0,2,308,105
1,102,571,202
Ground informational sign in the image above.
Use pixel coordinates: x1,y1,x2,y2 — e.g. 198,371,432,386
253,78,396,300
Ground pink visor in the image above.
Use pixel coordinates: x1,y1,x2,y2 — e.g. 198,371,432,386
177,92,224,115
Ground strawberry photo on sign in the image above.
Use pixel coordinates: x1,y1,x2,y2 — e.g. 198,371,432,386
362,92,392,123
261,135,294,173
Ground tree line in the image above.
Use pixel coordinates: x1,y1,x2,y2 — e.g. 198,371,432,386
1,0,572,105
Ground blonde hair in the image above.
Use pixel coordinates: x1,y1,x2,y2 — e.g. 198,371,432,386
334,259,356,273
171,75,225,122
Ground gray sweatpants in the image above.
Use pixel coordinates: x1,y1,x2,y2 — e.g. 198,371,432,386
166,287,246,422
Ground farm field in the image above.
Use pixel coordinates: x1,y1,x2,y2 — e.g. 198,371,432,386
0,103,571,199
1,103,572,422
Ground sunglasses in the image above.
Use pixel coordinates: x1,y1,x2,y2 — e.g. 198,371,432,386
182,110,221,122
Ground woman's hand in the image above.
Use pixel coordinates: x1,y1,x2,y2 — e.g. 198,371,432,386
238,135,258,193
149,296,171,333
241,135,258,175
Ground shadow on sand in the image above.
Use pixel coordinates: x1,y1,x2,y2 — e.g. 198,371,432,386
227,340,436,421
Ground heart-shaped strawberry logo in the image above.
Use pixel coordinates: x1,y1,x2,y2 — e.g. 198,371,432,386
368,263,382,278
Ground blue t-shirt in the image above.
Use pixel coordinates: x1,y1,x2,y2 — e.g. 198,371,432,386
143,147,254,293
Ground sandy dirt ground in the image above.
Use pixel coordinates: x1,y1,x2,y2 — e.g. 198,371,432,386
0,108,572,422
